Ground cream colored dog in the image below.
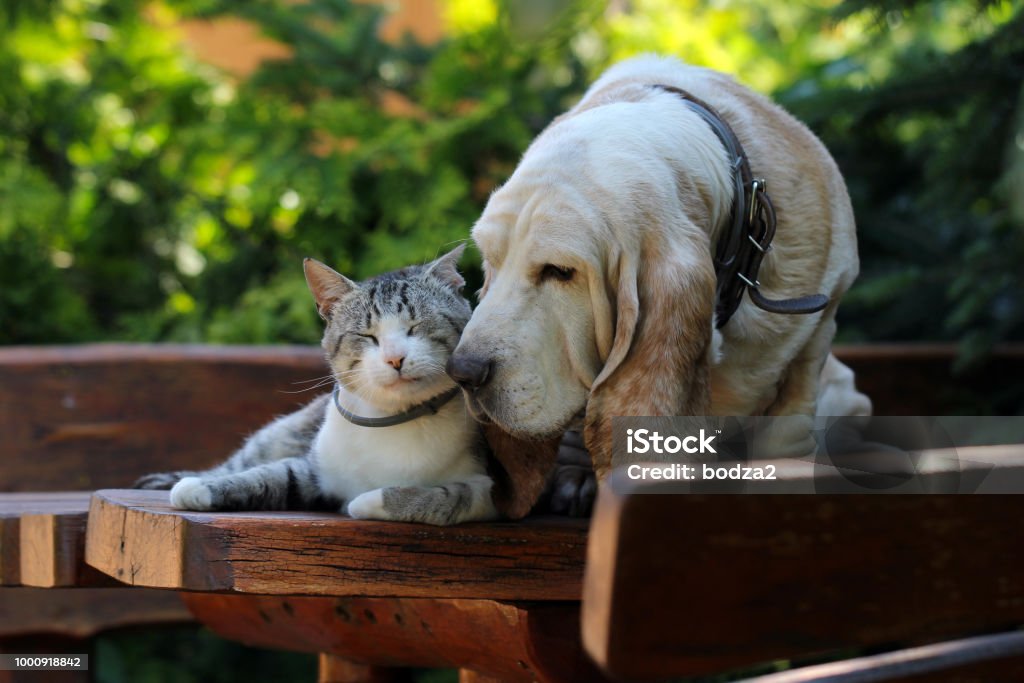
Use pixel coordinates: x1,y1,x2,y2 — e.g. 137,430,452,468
448,56,871,516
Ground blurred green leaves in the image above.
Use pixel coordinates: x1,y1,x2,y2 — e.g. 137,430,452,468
779,0,1024,366
0,0,1022,359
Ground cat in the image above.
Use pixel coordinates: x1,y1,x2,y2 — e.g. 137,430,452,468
134,245,498,526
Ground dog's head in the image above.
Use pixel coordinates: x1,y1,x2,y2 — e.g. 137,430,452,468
450,104,720,495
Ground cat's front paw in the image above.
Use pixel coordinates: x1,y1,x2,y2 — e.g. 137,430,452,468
134,471,189,490
346,489,389,521
170,477,214,511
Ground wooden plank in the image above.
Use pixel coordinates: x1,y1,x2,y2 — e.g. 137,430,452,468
0,344,328,492
86,490,588,600
20,510,117,588
0,517,18,586
2,343,1022,494
582,452,1024,680
0,493,94,586
0,587,192,638
834,344,1024,416
182,593,610,683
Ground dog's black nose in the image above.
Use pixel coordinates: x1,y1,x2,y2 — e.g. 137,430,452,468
446,353,493,390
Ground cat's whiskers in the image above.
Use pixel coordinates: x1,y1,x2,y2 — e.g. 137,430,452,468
291,373,336,385
279,378,337,394
334,370,364,381
278,372,343,394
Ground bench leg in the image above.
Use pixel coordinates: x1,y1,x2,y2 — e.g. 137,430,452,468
317,653,410,683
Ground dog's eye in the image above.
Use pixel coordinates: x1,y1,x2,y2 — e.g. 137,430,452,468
357,333,379,345
540,264,575,283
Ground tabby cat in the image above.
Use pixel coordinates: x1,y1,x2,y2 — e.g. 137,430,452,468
135,246,497,526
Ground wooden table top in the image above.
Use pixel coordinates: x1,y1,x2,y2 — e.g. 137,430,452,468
0,491,105,587
85,489,590,600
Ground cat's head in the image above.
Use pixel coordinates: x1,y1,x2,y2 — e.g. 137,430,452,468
303,245,472,411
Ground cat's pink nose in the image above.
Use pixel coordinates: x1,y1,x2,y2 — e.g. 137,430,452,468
385,355,405,370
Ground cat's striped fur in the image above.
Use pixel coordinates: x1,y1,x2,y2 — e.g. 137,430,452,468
135,246,498,526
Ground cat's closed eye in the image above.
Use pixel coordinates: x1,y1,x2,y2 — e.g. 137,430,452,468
357,333,379,345
407,324,419,337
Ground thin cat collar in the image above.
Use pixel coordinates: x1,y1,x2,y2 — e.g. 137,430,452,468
331,384,461,428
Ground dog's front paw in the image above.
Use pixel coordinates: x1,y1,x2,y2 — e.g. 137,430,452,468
346,488,389,520
170,477,214,511
540,430,597,517
547,463,597,517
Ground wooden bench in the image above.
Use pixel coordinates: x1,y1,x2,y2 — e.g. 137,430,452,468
0,345,330,680
0,493,191,683
583,448,1024,681
78,445,1024,682
3,343,1023,681
84,489,597,681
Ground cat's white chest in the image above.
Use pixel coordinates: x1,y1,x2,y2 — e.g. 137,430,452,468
313,395,481,503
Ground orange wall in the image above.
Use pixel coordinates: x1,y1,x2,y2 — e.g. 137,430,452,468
178,0,443,77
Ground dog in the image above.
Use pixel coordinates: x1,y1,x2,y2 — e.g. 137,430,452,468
449,56,871,517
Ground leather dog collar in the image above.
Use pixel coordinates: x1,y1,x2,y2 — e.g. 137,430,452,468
651,84,829,328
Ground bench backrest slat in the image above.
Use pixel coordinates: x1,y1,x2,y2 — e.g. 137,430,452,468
3,343,1023,491
582,449,1024,680
0,344,327,492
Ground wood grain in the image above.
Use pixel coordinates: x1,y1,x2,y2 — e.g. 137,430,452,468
3,343,1021,493
0,493,94,586
835,343,1024,415
582,459,1024,679
87,489,588,600
0,587,192,638
182,593,611,683
20,509,117,588
0,344,328,492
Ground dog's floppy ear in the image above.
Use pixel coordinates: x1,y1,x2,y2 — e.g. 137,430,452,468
584,232,716,478
482,424,560,519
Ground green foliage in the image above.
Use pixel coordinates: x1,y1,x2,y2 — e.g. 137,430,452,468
0,0,1022,363
94,625,316,683
778,0,1024,366
92,625,457,683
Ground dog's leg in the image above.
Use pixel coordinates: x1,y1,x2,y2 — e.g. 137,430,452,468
763,315,845,457
817,353,872,418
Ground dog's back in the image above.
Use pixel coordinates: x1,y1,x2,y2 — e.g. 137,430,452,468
563,55,861,418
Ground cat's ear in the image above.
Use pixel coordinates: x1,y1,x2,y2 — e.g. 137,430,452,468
303,258,357,319
422,244,466,293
